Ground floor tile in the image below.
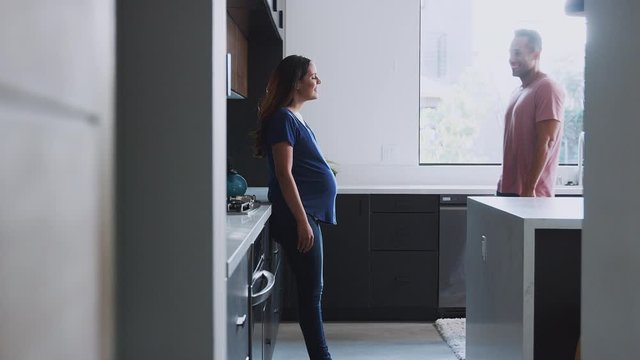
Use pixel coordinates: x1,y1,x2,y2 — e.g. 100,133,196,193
272,322,458,360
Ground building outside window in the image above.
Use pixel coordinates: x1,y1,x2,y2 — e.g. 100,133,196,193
419,0,586,165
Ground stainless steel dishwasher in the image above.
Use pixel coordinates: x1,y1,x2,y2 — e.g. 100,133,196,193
438,194,475,317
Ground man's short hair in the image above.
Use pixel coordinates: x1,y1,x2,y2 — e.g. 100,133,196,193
514,29,542,53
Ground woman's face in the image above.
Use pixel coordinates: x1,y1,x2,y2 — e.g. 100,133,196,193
296,62,321,101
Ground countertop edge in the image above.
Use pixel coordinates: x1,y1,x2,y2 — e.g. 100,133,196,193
468,197,583,227
226,205,272,278
525,218,583,230
247,185,583,196
337,185,583,195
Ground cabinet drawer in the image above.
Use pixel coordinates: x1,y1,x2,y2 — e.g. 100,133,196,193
370,194,438,213
371,251,438,307
322,194,370,309
227,254,250,360
371,213,438,250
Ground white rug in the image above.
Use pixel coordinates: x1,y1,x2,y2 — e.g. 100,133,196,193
434,318,466,360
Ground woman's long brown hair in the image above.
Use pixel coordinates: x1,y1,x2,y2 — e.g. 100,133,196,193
253,55,311,158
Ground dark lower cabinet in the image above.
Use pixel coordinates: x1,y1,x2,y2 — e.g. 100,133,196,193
370,251,438,308
534,229,581,360
283,194,440,321
322,194,371,319
368,194,439,320
371,212,438,251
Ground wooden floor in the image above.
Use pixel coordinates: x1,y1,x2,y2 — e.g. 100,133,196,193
272,322,459,360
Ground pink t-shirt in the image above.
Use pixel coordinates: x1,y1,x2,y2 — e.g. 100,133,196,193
498,74,565,197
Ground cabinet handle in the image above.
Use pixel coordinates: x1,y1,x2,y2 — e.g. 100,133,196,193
251,270,276,306
226,53,232,97
278,10,283,29
481,235,487,262
236,314,247,327
272,0,278,12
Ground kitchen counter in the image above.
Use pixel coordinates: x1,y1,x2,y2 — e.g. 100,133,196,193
247,185,583,197
469,196,583,227
226,204,271,277
466,197,583,359
338,185,583,195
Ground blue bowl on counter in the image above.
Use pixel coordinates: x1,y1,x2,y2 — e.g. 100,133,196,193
227,171,247,197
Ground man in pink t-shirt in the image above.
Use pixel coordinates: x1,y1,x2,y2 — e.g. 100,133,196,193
497,29,565,197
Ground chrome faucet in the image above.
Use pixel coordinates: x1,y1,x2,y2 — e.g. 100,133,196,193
577,131,585,185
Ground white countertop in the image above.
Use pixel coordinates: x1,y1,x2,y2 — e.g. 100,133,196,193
248,185,583,196
338,185,583,196
468,196,583,229
226,204,271,277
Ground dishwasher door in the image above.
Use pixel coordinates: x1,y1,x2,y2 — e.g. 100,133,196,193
438,195,469,316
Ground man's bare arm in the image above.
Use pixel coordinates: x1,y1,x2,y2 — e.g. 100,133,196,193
522,119,561,197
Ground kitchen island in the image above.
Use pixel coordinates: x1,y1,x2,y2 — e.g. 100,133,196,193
466,197,583,360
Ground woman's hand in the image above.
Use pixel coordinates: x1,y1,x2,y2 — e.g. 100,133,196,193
296,219,314,253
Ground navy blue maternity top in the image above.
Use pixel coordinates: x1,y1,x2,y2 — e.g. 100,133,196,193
265,108,337,225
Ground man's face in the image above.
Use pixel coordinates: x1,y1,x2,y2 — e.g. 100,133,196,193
509,36,539,78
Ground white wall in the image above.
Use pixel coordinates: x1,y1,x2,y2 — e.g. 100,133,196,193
286,0,442,185
582,0,640,358
287,0,418,170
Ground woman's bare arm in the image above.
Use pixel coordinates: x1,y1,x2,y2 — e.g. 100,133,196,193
272,142,314,252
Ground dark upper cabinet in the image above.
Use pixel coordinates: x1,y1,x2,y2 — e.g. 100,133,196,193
227,0,284,187
227,13,248,97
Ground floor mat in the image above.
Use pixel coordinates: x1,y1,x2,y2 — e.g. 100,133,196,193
434,318,465,360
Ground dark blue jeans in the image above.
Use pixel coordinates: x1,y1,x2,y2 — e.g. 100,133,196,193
270,212,332,360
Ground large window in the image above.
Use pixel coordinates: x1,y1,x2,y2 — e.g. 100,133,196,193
419,0,586,164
